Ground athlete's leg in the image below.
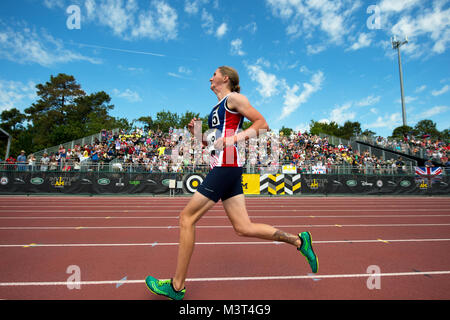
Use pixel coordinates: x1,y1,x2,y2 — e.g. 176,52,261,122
222,194,301,247
172,191,216,291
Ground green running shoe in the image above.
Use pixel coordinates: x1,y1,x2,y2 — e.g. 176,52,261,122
145,276,185,300
298,231,319,273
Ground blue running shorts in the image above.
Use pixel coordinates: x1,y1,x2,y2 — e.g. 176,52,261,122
196,167,243,202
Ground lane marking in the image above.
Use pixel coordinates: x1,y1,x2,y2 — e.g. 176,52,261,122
1,214,450,219
1,203,448,208
116,276,127,288
1,223,450,230
0,238,449,248
1,208,449,213
1,270,449,287
22,243,37,248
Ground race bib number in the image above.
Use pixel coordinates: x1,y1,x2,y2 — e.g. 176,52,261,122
206,129,218,153
211,108,220,127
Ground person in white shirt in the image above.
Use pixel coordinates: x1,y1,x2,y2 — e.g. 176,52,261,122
40,153,50,171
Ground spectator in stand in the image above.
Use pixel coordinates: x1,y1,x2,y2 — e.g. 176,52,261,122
17,150,27,171
6,155,16,170
395,156,405,174
424,159,433,168
49,154,58,171
27,153,36,171
40,153,50,171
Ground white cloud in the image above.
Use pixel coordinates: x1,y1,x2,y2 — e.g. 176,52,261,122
330,103,356,124
378,0,421,13
306,44,326,55
432,84,449,96
43,0,65,9
131,1,178,40
388,2,450,57
168,69,195,80
0,79,36,112
294,122,311,134
216,23,228,38
240,22,258,34
0,23,101,67
415,85,427,93
246,60,324,119
356,95,381,107
118,65,144,73
395,96,418,104
230,39,245,56
348,33,373,51
418,105,449,118
246,64,280,98
279,71,324,120
201,9,214,34
178,66,192,75
265,0,450,58
112,88,142,103
365,112,402,129
82,0,178,41
184,0,209,15
265,0,361,44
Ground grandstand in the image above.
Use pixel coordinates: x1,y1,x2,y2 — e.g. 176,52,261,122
0,125,448,196
1,126,448,174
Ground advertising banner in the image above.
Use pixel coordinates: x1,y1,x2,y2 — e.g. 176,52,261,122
242,174,260,195
0,171,448,195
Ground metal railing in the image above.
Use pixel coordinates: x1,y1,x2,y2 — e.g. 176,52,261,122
32,128,121,159
1,161,447,176
353,135,447,163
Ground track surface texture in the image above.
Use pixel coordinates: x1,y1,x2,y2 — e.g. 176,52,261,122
0,195,449,300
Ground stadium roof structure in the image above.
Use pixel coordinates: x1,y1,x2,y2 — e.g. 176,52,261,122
0,128,10,139
0,128,11,159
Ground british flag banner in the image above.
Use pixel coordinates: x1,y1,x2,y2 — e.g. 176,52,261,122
414,166,443,186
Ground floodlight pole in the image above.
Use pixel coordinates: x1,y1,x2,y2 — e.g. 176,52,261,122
392,36,408,127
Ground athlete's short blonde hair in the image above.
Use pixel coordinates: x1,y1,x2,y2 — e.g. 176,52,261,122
218,66,240,93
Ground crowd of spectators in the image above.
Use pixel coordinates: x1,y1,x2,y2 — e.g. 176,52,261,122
2,128,449,174
359,134,449,165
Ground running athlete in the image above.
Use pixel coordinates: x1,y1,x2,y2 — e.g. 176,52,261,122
145,66,318,300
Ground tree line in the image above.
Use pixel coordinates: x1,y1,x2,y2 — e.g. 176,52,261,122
1,73,448,159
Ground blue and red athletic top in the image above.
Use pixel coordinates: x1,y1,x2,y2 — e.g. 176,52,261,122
207,93,244,169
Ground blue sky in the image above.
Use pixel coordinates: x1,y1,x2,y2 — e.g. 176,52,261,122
0,0,449,138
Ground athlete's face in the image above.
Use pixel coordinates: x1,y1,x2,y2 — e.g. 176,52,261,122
209,68,226,92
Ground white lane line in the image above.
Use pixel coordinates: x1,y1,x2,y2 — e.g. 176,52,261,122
1,214,449,219
1,238,450,248
1,203,448,208
1,223,450,230
1,209,450,213
1,270,450,287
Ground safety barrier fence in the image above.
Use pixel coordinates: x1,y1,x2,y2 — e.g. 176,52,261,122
354,135,446,164
0,162,439,175
1,169,448,196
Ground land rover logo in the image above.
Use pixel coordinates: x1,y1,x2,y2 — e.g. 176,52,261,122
30,177,44,185
97,178,110,185
400,180,411,187
162,179,170,186
346,180,357,187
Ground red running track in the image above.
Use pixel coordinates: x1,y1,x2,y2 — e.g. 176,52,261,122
0,195,449,300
